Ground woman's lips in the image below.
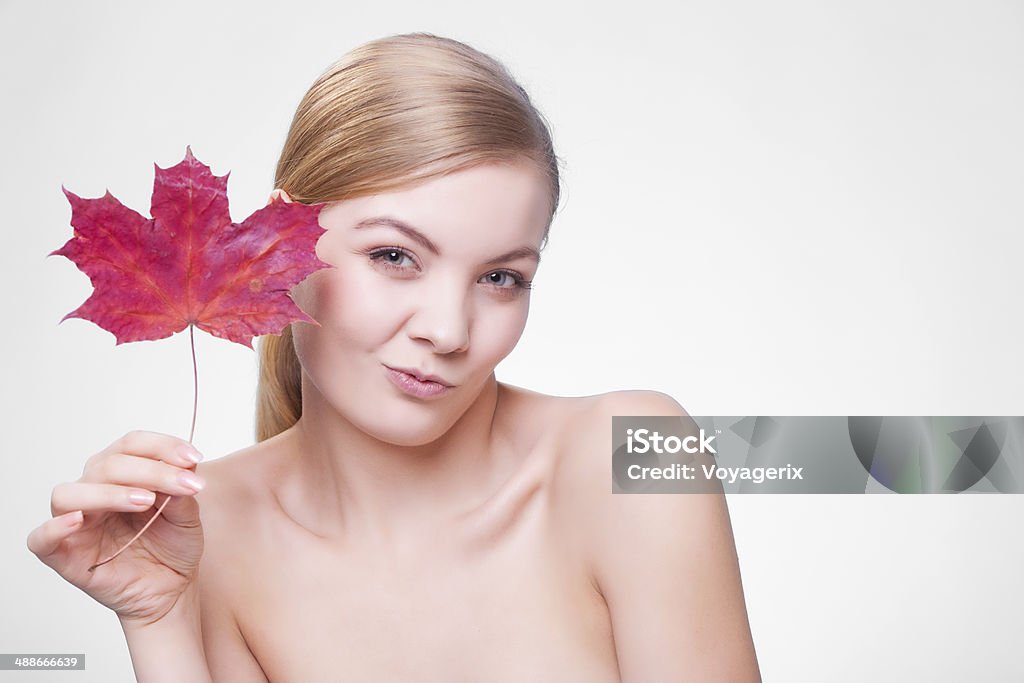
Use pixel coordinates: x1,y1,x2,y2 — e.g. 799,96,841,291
383,365,453,399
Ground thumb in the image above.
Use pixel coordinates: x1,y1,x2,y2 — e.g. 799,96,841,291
157,490,201,528
159,460,205,528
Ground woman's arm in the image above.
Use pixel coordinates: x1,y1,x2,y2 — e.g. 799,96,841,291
118,460,268,683
119,571,268,682
191,463,271,682
566,391,762,682
119,583,213,683
196,569,270,682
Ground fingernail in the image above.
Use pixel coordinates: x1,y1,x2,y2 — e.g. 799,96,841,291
129,490,156,506
181,446,203,464
65,510,84,527
178,471,206,492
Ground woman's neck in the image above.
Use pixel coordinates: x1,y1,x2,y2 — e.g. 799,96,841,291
283,373,514,550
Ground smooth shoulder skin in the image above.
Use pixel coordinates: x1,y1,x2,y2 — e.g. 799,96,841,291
190,388,760,681
192,459,270,681
554,390,762,682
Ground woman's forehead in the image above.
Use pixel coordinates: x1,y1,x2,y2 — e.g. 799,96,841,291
319,164,550,248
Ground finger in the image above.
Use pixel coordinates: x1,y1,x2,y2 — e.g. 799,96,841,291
118,429,203,465
51,481,159,517
88,430,203,472
26,510,84,561
82,453,206,498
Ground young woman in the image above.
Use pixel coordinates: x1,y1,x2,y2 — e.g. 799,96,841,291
28,32,761,681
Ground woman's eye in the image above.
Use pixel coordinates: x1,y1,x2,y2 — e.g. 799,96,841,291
368,247,416,269
482,271,517,288
366,247,532,294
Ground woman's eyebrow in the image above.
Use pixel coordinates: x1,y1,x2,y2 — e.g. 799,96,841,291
354,216,541,265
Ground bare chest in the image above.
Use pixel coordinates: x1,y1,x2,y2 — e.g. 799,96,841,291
230,492,620,682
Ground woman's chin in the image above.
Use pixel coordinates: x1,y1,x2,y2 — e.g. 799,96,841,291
355,405,463,448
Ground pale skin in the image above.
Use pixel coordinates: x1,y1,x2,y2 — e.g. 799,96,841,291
28,161,761,681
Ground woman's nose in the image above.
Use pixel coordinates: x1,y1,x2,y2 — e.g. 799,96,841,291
406,279,471,354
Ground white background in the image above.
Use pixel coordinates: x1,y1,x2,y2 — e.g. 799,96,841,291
2,1,1022,681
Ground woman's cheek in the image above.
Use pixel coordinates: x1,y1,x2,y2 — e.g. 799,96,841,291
308,265,380,326
335,270,409,337
478,304,530,361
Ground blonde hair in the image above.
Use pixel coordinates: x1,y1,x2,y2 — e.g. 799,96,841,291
255,32,563,442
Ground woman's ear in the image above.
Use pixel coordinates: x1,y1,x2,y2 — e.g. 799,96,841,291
267,188,294,205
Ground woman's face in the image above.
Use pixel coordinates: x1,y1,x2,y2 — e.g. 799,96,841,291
288,161,551,446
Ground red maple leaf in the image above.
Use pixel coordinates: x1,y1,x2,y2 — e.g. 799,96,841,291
49,147,333,572
50,146,333,349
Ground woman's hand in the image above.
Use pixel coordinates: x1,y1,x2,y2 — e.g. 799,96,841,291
26,430,207,628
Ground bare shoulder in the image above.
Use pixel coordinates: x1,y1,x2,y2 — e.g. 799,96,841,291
193,441,274,535
190,441,280,681
497,383,682,443
189,435,288,601
546,386,709,553
542,388,693,571
547,389,762,681
585,388,691,424
546,388,690,497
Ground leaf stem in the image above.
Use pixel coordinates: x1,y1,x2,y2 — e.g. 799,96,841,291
88,323,199,572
